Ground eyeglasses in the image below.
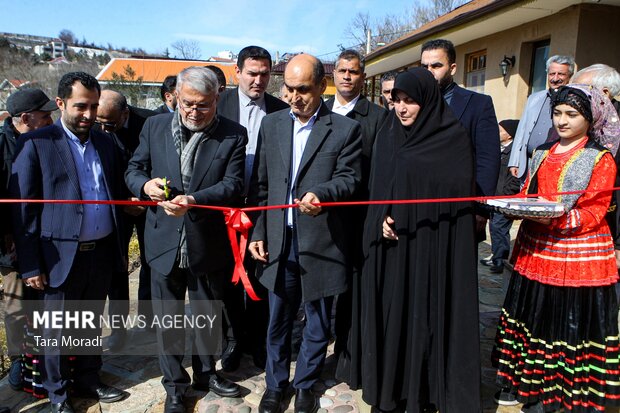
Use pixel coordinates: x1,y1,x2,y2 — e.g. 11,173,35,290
94,120,117,131
177,98,216,113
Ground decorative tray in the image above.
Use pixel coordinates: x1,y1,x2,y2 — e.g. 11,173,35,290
481,197,565,218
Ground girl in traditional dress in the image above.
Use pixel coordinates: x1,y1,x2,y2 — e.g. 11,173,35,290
494,84,620,413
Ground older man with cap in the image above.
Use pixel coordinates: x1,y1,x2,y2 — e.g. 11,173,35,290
0,88,57,394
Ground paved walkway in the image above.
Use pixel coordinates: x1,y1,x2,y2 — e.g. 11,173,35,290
1,225,523,413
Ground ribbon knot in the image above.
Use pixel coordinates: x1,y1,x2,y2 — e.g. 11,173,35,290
223,208,260,301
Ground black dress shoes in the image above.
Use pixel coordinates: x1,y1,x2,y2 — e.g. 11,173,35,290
50,400,75,413
294,388,317,413
164,395,185,413
221,342,242,372
73,382,126,403
490,263,505,273
193,374,241,397
258,389,284,413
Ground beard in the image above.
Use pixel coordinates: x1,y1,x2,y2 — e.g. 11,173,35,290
181,114,213,132
63,113,93,139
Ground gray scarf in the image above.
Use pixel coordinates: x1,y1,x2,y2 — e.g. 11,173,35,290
170,110,219,268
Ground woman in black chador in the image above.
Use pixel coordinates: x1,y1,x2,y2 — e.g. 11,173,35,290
359,68,481,412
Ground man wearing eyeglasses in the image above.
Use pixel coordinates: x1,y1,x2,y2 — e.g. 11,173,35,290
96,90,156,351
125,66,247,413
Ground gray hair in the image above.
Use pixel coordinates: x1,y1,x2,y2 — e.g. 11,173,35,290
573,63,620,97
176,66,219,95
546,55,575,76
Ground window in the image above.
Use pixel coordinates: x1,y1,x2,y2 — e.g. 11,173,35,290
529,40,550,94
465,50,486,93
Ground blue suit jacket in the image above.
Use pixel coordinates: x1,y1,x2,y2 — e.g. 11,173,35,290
10,121,124,287
448,84,500,197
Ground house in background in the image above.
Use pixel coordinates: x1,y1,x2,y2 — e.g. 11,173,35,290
364,0,620,120
96,57,238,109
0,79,36,111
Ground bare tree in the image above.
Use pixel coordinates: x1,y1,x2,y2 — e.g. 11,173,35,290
58,29,76,45
343,0,468,54
170,39,202,60
343,12,413,54
410,0,468,27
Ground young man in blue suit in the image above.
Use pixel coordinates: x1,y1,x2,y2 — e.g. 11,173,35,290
10,72,126,413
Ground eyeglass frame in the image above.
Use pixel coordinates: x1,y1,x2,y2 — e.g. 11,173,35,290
94,120,118,131
176,96,217,113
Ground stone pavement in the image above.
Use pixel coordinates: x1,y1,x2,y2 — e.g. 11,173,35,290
1,224,525,413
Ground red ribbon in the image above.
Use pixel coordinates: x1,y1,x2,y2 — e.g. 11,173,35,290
223,208,259,301
3,185,620,301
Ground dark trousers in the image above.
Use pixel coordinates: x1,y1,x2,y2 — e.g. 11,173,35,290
224,255,269,353
150,263,230,397
42,236,115,403
108,212,151,322
265,227,333,391
490,212,513,263
1,266,25,359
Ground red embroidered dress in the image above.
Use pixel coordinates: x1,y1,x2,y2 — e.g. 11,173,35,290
495,138,620,412
511,139,618,287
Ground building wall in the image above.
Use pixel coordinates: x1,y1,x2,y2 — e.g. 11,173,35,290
575,4,620,70
454,5,582,122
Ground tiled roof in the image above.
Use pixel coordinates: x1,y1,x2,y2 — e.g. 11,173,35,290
8,79,28,87
96,58,238,85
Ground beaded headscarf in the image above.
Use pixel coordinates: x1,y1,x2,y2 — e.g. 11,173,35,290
551,84,620,155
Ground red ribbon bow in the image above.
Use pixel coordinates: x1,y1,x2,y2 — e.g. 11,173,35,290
223,208,260,301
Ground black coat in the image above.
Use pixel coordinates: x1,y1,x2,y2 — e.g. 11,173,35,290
0,117,17,240
324,96,387,198
125,113,247,276
497,141,520,196
249,103,362,302
448,84,500,197
153,104,171,114
359,69,480,412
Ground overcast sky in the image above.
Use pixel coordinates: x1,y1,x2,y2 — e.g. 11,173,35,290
3,0,422,61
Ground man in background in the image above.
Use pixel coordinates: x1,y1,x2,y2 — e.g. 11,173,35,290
379,70,397,110
421,38,500,237
96,89,156,350
324,49,387,362
508,55,575,179
154,75,177,113
217,45,288,371
0,88,57,393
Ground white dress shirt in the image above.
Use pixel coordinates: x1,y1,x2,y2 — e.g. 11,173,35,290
287,104,322,226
